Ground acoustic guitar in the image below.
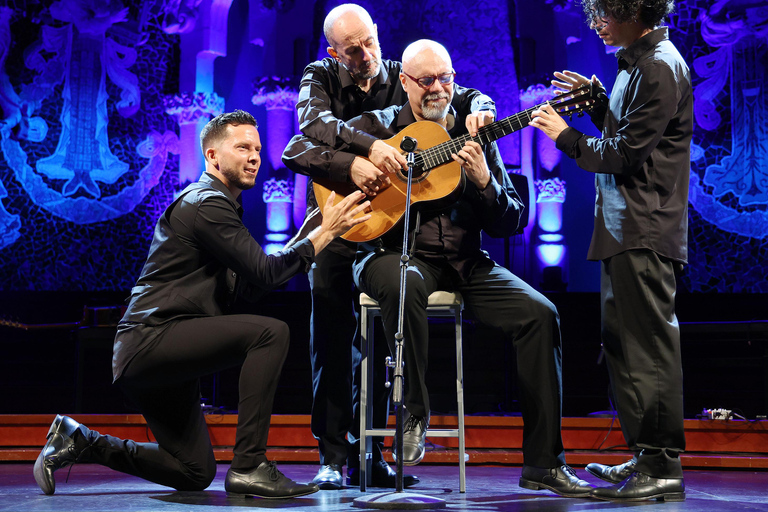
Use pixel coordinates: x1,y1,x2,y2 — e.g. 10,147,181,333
312,83,598,243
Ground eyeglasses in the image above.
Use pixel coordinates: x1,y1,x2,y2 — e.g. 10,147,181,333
403,71,456,89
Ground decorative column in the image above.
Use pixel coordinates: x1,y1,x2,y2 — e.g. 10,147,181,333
161,0,233,188
252,76,302,254
164,92,225,186
520,83,568,291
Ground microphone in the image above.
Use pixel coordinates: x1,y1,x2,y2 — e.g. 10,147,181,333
400,136,418,153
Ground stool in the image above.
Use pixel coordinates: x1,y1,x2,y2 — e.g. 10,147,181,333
358,291,466,492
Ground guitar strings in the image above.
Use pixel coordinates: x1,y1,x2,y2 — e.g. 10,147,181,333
413,85,592,171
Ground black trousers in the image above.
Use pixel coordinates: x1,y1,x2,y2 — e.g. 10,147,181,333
309,248,390,467
355,252,567,469
600,249,685,478
85,315,289,491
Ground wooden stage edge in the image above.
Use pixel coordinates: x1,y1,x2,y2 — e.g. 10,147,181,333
3,414,767,470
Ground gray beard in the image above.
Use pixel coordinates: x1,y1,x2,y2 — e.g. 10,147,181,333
421,95,450,121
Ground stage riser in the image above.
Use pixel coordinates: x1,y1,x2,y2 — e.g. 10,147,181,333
4,414,766,469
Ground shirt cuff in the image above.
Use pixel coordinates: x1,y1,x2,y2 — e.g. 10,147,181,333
291,238,316,273
349,132,378,157
556,127,583,158
477,173,501,203
329,151,357,182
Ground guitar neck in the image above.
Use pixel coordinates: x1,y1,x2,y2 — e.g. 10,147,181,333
414,102,552,171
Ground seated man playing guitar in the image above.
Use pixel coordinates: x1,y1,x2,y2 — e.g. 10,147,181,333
284,39,594,498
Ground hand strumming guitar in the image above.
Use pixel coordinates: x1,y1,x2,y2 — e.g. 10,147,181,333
452,140,491,190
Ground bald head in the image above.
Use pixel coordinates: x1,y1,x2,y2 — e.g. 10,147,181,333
323,4,381,87
401,39,452,75
400,40,455,124
323,4,374,47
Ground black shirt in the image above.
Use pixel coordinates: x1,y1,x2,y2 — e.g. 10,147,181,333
283,57,496,188
347,104,524,281
556,28,692,263
113,172,315,379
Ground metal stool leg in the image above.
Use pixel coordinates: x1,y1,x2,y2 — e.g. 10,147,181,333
455,304,466,493
359,302,373,491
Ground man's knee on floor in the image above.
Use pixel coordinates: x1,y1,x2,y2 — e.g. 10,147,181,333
176,459,217,491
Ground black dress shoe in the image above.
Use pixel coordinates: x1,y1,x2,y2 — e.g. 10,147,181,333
393,414,428,466
225,461,319,499
312,464,343,490
519,464,593,498
347,460,420,488
586,457,637,484
34,415,94,495
591,471,685,501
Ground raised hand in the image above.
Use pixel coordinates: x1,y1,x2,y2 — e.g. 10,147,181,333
552,70,602,93
320,190,371,238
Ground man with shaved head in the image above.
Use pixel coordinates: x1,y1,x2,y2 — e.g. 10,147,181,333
282,4,495,490
318,39,593,498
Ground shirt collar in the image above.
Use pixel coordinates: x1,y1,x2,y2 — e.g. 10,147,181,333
339,60,391,91
201,172,244,213
616,27,668,70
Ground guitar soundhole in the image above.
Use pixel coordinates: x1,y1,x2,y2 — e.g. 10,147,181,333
397,163,428,183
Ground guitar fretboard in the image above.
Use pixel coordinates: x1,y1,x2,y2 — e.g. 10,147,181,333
414,85,592,171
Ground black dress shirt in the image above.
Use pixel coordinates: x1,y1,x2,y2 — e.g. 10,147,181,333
345,104,524,281
283,57,496,188
555,28,692,263
113,172,315,379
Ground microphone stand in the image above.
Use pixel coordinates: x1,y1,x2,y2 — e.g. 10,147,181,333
354,136,445,510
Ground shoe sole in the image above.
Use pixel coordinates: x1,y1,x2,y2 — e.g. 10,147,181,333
314,481,342,490
518,477,592,498
226,488,319,499
591,492,686,502
585,466,625,484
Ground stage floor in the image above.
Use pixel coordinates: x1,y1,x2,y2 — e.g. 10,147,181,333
2,463,767,511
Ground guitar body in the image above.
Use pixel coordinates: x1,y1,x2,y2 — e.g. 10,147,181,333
313,121,464,242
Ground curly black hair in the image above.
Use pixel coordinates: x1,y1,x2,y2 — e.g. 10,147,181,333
200,110,258,151
580,0,675,27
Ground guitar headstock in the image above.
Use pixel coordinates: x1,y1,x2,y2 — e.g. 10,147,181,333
549,83,600,118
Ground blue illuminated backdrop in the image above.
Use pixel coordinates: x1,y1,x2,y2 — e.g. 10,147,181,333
0,0,765,293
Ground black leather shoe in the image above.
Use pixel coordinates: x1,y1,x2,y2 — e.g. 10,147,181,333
225,461,319,499
591,472,685,501
393,414,428,466
34,415,93,495
347,460,420,488
519,464,593,498
312,464,343,490
586,457,637,483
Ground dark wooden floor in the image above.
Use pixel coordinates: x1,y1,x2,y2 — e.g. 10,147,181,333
3,463,768,511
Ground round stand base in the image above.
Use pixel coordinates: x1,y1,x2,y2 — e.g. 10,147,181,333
352,491,446,510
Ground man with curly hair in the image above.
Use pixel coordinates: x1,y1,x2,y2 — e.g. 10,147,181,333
530,0,691,502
